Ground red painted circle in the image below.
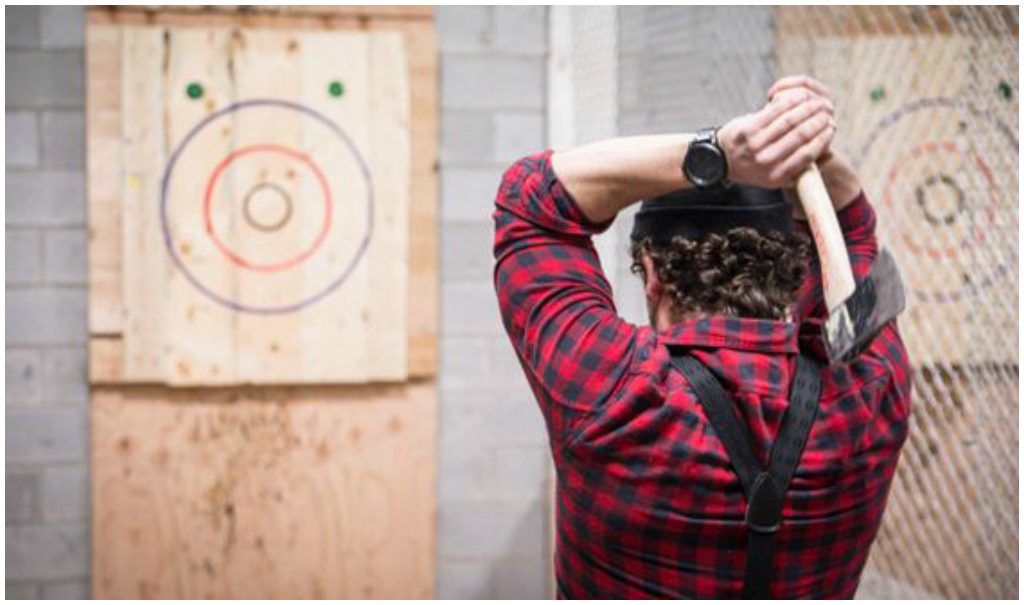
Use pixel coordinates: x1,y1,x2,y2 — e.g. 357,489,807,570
881,139,998,260
203,144,332,272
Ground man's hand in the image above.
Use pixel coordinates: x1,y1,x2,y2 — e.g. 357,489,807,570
718,75,836,188
769,75,863,212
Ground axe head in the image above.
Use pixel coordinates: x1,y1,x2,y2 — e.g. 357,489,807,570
823,248,907,364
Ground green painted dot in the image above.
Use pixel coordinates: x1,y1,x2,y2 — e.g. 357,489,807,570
328,80,345,98
997,80,1013,101
870,86,886,102
186,82,204,100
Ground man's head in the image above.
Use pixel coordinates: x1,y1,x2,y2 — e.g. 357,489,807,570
629,185,810,329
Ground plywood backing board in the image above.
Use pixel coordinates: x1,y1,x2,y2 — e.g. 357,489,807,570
864,366,1018,597
91,381,437,599
774,10,1018,365
86,7,438,384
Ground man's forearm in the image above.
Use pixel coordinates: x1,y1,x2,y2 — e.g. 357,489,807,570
551,81,840,226
551,134,696,224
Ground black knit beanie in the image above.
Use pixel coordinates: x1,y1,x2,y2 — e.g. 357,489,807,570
630,184,793,244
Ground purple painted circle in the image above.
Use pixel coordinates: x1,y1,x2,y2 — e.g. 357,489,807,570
854,96,1017,304
160,98,373,314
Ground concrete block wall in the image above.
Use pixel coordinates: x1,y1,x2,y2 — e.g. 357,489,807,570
616,6,774,136
435,6,552,599
5,6,91,600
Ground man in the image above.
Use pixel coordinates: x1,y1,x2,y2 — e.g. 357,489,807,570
492,76,912,598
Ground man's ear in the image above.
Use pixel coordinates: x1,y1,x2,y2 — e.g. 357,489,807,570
640,253,662,302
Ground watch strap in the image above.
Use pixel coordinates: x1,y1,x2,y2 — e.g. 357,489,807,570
694,126,717,146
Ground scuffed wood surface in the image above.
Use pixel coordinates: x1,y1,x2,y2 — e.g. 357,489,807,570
92,382,437,599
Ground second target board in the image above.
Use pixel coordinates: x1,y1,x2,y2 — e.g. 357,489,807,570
846,36,1019,366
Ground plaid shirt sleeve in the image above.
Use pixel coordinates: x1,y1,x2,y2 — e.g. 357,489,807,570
793,191,878,324
492,151,640,438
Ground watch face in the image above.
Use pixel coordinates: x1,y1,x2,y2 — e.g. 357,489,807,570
685,141,727,187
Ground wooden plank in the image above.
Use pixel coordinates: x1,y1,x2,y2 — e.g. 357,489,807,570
157,5,434,20
294,30,374,383
88,6,434,29
228,29,309,384
89,337,125,384
404,24,439,378
92,382,437,599
120,26,167,381
161,27,238,385
366,32,411,380
86,24,124,336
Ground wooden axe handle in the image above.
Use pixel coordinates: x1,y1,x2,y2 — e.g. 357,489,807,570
796,164,856,312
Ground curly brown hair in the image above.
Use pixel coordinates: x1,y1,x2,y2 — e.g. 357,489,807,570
630,228,811,321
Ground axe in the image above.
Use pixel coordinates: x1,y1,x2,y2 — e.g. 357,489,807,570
795,165,906,363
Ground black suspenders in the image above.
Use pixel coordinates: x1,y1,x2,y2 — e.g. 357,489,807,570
668,352,823,599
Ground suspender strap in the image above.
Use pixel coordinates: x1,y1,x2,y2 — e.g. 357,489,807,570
671,356,763,496
669,353,822,599
768,356,823,494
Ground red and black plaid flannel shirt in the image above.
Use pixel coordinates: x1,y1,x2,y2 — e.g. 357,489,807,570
492,151,913,599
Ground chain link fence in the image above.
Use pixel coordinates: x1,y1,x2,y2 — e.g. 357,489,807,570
557,6,1018,598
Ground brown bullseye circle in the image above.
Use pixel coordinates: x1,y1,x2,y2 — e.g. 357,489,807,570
914,173,965,227
243,182,294,232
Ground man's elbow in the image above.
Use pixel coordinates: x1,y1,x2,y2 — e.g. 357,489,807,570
496,153,546,208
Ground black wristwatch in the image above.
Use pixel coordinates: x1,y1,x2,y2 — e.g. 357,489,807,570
682,127,729,189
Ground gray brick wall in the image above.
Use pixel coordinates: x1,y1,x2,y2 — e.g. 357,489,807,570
436,6,552,599
616,6,775,135
5,6,91,600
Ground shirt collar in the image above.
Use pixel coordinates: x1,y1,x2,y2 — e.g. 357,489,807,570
658,316,798,354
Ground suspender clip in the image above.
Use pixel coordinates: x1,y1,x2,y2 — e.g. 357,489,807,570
745,472,783,533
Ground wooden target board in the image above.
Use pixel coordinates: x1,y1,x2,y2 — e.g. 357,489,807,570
776,21,1019,366
86,7,439,600
87,15,438,385
91,382,436,599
